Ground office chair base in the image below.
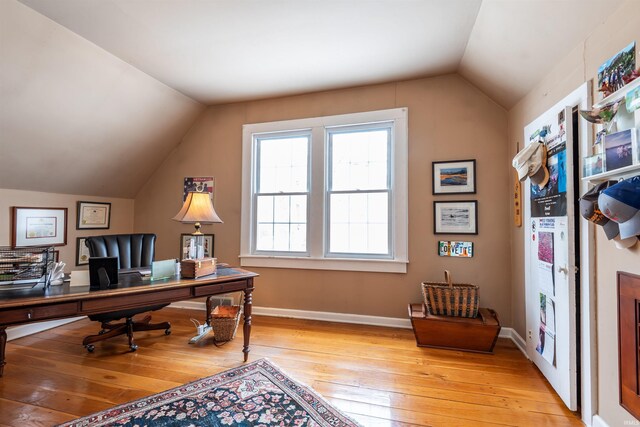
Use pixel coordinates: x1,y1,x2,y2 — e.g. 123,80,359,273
82,315,171,352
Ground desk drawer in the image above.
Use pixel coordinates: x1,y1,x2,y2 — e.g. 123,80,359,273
0,302,78,325
81,288,191,313
194,280,248,297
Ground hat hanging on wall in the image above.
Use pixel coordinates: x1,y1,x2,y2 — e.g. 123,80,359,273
598,175,640,240
579,180,621,240
512,141,550,189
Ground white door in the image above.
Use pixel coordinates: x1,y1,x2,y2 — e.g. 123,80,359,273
523,97,583,410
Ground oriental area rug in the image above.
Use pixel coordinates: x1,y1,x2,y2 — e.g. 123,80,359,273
57,358,361,427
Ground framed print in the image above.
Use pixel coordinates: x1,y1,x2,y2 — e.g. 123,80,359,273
434,201,478,235
432,159,476,194
180,234,214,259
183,177,214,202
11,207,68,247
77,201,111,230
76,237,90,266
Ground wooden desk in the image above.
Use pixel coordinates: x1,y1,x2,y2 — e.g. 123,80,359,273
0,267,257,377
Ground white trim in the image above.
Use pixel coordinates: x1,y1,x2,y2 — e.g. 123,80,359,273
170,302,528,354
238,255,407,273
591,415,609,427
6,317,84,341
499,327,528,358
240,108,408,273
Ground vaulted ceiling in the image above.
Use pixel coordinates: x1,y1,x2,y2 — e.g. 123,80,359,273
0,0,625,197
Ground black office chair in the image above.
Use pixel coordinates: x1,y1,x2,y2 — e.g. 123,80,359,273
82,234,171,352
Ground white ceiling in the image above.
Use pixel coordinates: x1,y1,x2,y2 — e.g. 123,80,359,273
16,0,624,108
0,0,626,198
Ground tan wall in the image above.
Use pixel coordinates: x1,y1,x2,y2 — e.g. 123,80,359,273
0,189,134,273
508,2,640,425
134,74,511,321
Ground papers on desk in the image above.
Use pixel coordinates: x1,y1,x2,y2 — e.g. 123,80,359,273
70,270,90,287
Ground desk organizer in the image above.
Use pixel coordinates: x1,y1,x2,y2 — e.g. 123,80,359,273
408,303,501,353
0,246,55,290
181,257,216,278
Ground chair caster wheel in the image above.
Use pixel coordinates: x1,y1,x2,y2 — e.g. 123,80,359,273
165,329,171,335
85,345,95,353
130,344,138,352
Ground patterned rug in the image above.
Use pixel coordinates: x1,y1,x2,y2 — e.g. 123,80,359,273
57,358,361,427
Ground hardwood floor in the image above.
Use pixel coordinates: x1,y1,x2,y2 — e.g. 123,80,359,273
0,308,583,426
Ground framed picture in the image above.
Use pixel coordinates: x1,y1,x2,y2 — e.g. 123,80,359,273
604,128,638,171
183,177,214,202
434,201,478,235
583,153,605,177
11,207,68,247
438,241,474,257
76,237,91,266
597,41,636,95
76,201,111,229
180,234,214,259
432,159,476,194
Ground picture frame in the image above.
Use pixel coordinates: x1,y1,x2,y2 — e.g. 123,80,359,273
583,153,605,177
76,237,91,266
432,159,476,194
180,234,214,259
11,207,68,247
434,201,478,235
77,201,111,230
183,177,214,202
604,128,637,172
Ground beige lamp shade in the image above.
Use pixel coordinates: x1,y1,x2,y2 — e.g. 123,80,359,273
172,192,223,224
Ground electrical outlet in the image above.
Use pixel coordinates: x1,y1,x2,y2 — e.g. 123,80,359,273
528,330,532,339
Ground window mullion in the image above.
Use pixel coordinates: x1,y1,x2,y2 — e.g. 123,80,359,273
308,126,325,258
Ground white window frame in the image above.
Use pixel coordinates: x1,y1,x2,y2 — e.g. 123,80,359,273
240,108,408,273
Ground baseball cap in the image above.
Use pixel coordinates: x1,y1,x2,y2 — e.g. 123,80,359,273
612,234,638,249
579,180,620,240
512,142,548,186
598,175,640,239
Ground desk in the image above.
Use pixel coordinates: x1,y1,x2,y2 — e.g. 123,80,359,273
0,267,257,377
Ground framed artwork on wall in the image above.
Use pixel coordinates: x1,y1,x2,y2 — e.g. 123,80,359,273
183,177,215,202
76,201,111,230
432,159,476,195
434,201,478,235
76,237,90,266
180,234,214,259
11,207,68,248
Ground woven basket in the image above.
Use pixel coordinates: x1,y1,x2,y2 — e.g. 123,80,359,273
211,305,241,342
421,270,479,318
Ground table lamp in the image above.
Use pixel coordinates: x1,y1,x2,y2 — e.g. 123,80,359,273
172,192,223,260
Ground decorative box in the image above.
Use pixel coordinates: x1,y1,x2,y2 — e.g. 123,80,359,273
408,303,501,353
181,257,216,278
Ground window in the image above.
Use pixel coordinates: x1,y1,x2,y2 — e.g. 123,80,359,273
241,108,408,272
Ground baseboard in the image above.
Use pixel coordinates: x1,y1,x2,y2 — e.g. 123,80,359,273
499,327,528,359
7,317,84,341
591,415,609,427
169,301,413,329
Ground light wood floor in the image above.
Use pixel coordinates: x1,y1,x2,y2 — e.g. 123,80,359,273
0,308,583,426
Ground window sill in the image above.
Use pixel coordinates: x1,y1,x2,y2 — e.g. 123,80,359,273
239,255,408,273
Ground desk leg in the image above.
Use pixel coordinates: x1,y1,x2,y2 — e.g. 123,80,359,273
0,326,6,377
243,279,254,362
205,296,213,326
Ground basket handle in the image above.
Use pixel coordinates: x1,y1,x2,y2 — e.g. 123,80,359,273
444,270,452,287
